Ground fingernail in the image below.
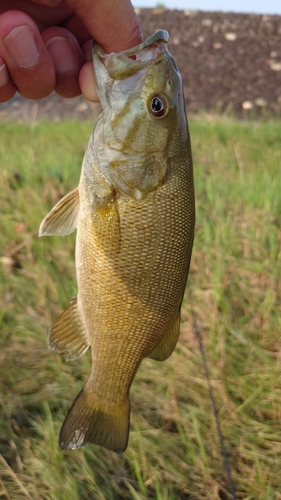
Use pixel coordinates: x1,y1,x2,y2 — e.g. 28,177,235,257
3,26,39,68
0,60,8,86
45,37,76,73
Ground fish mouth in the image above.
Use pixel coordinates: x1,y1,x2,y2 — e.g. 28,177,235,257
93,30,169,80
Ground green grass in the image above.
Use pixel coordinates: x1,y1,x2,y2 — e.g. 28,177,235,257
0,117,280,499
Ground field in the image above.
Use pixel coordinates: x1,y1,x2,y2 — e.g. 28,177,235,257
0,117,281,499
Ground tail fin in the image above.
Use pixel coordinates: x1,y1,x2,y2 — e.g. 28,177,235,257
59,385,130,453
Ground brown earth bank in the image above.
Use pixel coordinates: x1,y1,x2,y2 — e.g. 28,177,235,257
0,8,280,121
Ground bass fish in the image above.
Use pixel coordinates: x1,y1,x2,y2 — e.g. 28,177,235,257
39,30,195,453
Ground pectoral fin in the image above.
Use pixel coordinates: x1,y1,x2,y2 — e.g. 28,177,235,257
149,311,181,361
49,296,90,360
39,187,79,236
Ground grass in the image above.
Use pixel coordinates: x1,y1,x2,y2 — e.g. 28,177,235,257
0,116,280,499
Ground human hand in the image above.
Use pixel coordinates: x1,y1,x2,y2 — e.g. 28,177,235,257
0,0,142,102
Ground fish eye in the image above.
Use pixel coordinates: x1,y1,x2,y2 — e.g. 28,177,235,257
149,94,169,119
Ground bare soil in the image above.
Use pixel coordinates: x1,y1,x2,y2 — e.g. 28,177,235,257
1,9,280,121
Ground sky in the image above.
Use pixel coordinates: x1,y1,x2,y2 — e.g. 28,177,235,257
132,0,281,16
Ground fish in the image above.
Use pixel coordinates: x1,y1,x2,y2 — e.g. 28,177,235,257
39,30,195,453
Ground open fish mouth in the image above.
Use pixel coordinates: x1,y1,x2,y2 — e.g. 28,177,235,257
93,30,170,80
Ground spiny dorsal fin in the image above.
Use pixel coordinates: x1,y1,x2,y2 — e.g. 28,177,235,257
148,311,181,361
39,187,79,237
59,384,130,453
49,296,90,360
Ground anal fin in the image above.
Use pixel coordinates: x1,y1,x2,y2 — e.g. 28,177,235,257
149,310,181,361
49,296,90,360
59,384,130,453
39,187,79,237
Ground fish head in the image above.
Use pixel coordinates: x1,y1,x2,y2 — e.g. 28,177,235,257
91,31,189,199
93,30,187,156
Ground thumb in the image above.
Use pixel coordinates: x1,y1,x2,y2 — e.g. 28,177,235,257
65,0,142,53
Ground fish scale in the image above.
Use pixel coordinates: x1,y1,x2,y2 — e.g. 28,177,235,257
39,30,195,453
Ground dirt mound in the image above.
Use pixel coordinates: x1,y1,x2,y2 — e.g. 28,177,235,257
140,9,281,117
1,9,280,120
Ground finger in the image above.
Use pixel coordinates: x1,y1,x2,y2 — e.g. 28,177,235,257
79,40,99,102
79,60,98,102
81,39,92,62
41,26,85,97
26,0,62,6
60,13,91,46
65,0,143,53
0,11,55,99
0,2,73,32
0,56,17,102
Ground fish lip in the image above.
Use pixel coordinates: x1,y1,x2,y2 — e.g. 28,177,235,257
94,30,169,58
92,30,170,79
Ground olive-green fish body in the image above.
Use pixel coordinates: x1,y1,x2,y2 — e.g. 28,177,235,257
39,30,195,453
